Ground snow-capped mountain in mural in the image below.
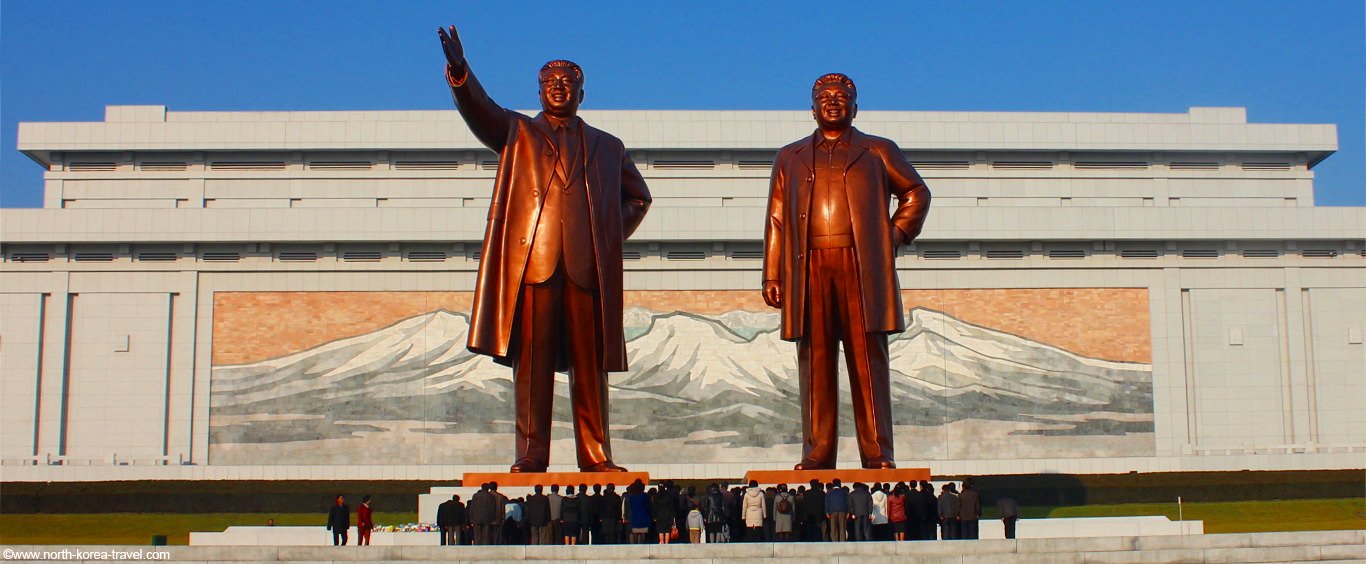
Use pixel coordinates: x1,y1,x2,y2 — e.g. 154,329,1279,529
210,307,1151,447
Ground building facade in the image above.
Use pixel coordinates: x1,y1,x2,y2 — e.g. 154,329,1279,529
1,105,1361,481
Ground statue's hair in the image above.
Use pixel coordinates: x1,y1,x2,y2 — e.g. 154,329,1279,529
812,73,856,96
540,59,584,83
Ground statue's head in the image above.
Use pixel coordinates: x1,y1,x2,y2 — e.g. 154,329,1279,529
539,59,585,118
811,73,857,130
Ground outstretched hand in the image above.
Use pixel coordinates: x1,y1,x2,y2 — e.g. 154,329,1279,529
437,25,466,71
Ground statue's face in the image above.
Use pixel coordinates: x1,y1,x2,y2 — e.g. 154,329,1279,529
812,83,857,130
539,66,584,118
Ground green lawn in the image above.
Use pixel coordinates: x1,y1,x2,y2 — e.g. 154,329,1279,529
0,512,416,546
1,499,1362,545
1047,498,1366,533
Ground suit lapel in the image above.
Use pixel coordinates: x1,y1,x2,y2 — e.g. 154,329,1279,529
845,128,870,172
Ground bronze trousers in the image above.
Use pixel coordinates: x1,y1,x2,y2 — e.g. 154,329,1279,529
512,263,613,469
798,246,895,468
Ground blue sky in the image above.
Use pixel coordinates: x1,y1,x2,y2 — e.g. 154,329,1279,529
2,1,1362,207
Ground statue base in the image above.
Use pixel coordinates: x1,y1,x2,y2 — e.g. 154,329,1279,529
744,467,930,485
462,470,650,487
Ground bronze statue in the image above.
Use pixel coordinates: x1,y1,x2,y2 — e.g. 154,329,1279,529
762,73,931,470
438,25,651,473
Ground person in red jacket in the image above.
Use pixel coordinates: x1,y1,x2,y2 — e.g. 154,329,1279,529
888,483,910,541
356,495,374,546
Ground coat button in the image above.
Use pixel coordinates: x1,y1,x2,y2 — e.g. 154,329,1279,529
533,190,540,197
798,253,804,259
800,213,806,220
520,237,527,244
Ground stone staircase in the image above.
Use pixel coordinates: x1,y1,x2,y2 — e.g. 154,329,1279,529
5,530,1363,563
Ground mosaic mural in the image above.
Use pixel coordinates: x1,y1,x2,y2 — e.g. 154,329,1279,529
209,289,1153,465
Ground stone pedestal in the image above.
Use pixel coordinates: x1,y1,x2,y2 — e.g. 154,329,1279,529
743,467,930,485
461,470,650,487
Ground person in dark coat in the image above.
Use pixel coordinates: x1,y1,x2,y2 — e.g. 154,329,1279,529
436,494,465,545
918,481,938,541
675,486,693,544
600,483,623,544
997,496,1020,539
702,484,727,543
724,486,742,542
848,482,874,541
580,483,599,544
560,485,583,545
800,479,826,542
937,483,960,540
526,485,551,544
905,483,927,541
468,483,496,545
957,479,982,540
651,483,677,544
326,495,350,546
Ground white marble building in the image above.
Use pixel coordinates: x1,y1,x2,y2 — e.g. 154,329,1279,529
1,105,1361,481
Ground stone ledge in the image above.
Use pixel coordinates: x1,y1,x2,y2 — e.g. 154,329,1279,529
5,531,1364,563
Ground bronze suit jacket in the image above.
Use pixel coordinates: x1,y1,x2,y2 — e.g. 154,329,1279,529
763,128,931,341
449,67,652,371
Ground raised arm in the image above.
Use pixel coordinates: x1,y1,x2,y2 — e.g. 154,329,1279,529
438,25,512,152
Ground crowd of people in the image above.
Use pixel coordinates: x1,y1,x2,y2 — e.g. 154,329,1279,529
430,477,1021,545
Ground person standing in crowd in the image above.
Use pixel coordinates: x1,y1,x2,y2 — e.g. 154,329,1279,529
560,485,582,545
742,480,766,542
725,486,743,542
673,485,692,544
825,479,849,542
904,482,925,540
918,481,938,540
491,484,509,544
849,482,873,541
958,479,981,540
800,479,826,542
624,479,653,544
888,483,909,541
326,494,350,546
581,483,599,544
504,496,525,545
871,483,890,540
600,483,623,544
652,482,677,544
937,482,960,540
762,486,777,541
547,484,564,544
997,495,1020,540
773,483,796,541
686,500,704,543
436,494,456,545
468,483,492,545
526,485,551,545
356,495,374,546
702,483,728,543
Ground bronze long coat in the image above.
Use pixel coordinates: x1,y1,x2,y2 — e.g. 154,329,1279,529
450,68,652,371
763,128,931,341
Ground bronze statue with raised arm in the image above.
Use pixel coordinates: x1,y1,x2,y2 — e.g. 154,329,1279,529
438,25,651,473
763,73,931,470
